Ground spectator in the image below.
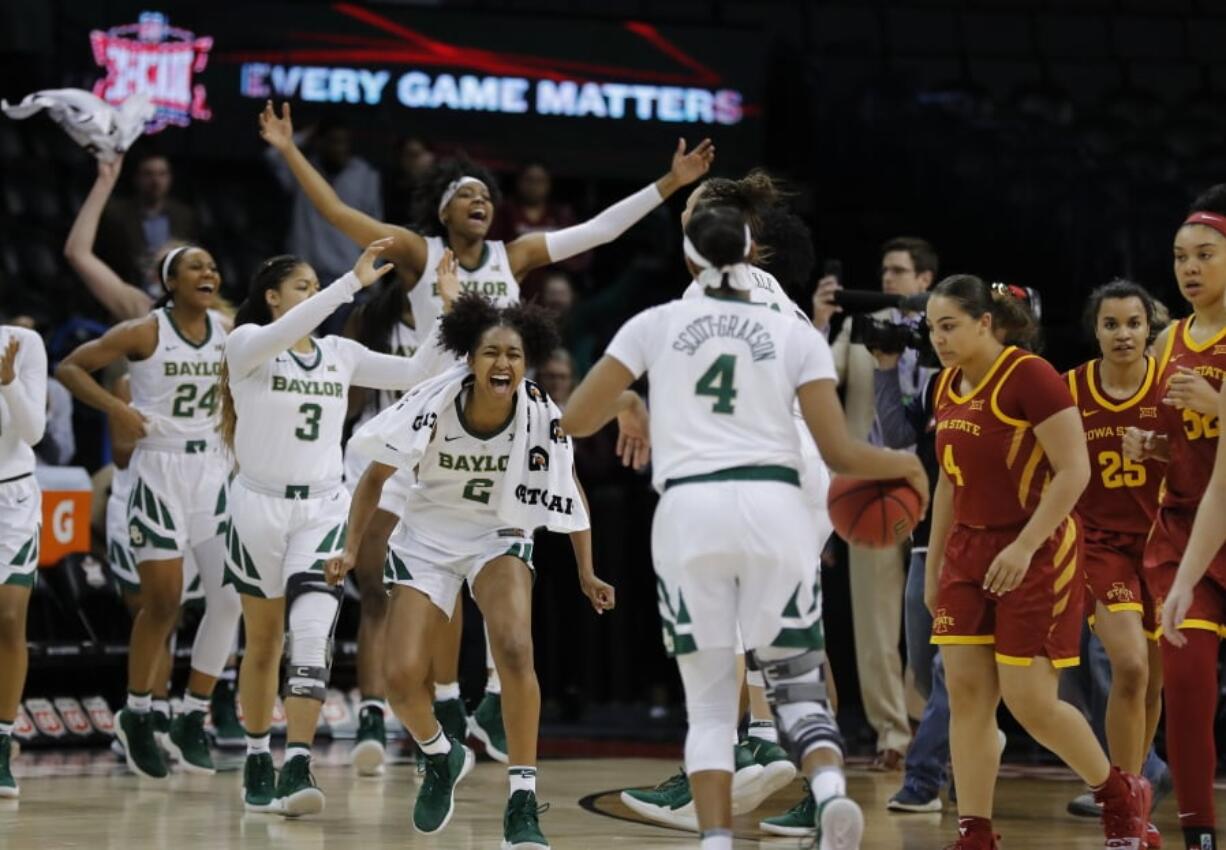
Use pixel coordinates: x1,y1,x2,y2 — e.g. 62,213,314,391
537,348,575,407
265,118,383,287
492,162,590,298
383,136,435,226
95,151,198,297
813,236,940,771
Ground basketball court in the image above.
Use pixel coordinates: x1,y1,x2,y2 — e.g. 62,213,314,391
2,748,1209,848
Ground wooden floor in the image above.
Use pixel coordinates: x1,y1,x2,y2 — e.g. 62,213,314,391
1,746,1218,848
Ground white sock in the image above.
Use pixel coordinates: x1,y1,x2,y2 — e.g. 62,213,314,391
485,668,501,696
285,744,311,763
0,721,13,737
358,698,385,715
246,733,271,755
748,720,778,744
127,692,152,714
699,829,733,850
152,699,171,718
434,682,461,702
182,692,211,716
417,727,452,755
508,765,537,796
221,667,237,683
809,766,846,805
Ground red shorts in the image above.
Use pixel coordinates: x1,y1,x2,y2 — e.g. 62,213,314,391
1083,527,1158,639
931,519,1083,668
1144,506,1226,583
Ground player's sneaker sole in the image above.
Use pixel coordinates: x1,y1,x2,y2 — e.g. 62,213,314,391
352,739,386,777
242,787,283,814
281,786,325,818
761,818,813,837
737,759,797,812
886,794,943,813
820,796,865,850
500,841,550,849
730,763,766,814
619,792,698,831
161,735,217,776
0,786,17,799
467,716,508,764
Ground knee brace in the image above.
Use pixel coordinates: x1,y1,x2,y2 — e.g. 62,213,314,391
282,574,342,703
750,647,845,763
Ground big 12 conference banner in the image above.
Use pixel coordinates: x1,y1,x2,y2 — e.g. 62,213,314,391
58,2,762,173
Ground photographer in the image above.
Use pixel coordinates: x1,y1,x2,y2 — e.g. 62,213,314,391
814,236,938,770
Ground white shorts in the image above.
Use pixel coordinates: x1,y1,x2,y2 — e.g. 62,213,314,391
652,473,823,657
385,521,534,616
0,475,41,588
223,478,350,599
108,487,204,601
343,443,414,516
127,447,227,563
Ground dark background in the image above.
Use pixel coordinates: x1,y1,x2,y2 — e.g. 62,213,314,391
4,0,1224,755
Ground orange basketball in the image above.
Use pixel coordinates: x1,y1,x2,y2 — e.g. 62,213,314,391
827,475,922,548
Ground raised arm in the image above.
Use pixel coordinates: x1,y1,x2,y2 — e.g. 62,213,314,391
0,331,47,446
507,137,715,278
559,355,641,437
63,157,153,321
259,101,428,275
226,241,395,377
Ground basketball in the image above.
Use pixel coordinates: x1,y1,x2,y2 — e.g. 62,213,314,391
827,475,922,548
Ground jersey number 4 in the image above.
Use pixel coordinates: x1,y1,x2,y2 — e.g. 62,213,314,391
695,354,738,414
172,383,218,418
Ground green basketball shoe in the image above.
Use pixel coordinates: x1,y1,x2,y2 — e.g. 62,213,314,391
209,679,246,749
165,712,216,775
619,768,696,830
502,789,550,849
352,705,386,777
738,735,797,811
468,692,508,763
760,781,816,837
413,739,475,834
0,735,17,798
276,754,325,817
242,752,280,813
114,708,168,779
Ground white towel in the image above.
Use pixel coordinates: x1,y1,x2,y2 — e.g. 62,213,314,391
351,363,589,534
1,89,153,162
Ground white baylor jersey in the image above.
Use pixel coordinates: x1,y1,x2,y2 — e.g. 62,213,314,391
683,267,808,323
410,236,520,331
127,309,226,449
230,335,373,488
606,293,837,491
401,391,517,542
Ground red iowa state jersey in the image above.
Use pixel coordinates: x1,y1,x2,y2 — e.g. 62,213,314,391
1067,357,1163,533
1155,317,1226,512
934,346,1075,529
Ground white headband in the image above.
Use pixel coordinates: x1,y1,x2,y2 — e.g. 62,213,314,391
159,246,192,287
438,176,489,218
683,224,754,291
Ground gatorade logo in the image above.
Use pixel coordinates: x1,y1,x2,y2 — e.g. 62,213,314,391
52,500,74,544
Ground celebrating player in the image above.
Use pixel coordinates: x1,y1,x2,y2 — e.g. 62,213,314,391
334,292,608,849
924,274,1149,849
56,232,235,780
564,206,927,850
0,328,47,798
1126,188,1226,850
217,239,435,815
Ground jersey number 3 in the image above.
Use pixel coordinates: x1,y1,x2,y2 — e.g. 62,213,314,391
695,354,738,414
295,403,322,441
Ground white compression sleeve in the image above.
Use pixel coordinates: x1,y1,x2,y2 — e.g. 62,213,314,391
543,183,663,262
188,535,241,678
677,648,740,775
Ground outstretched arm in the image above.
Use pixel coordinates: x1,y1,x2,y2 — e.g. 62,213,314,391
507,138,715,278
326,460,396,586
63,157,153,321
259,101,428,276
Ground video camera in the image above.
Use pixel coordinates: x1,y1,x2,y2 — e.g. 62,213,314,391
831,285,1042,366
